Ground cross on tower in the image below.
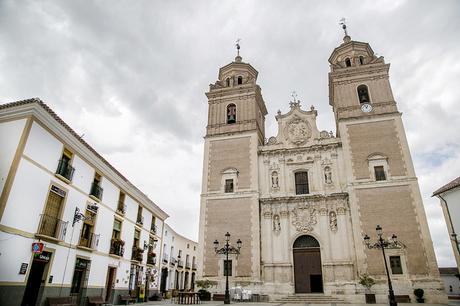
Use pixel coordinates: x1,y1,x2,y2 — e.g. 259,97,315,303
289,91,301,109
339,18,348,36
236,39,241,56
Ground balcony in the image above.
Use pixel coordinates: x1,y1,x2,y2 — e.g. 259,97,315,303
185,261,191,269
78,232,100,250
147,252,157,265
90,182,103,201
177,259,184,268
55,159,75,182
36,214,68,241
170,256,176,266
136,216,144,226
110,238,125,257
150,224,157,235
192,263,197,270
131,246,144,262
163,253,169,263
116,202,126,215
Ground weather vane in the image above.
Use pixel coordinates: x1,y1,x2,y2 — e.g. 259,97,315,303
236,38,241,56
339,18,348,36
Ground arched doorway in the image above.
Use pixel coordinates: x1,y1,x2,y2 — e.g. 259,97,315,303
293,235,323,293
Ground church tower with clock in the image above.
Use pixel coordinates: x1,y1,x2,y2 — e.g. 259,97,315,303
198,34,445,303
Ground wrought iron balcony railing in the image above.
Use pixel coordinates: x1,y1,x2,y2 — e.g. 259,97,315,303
163,253,169,263
56,159,75,181
90,182,103,200
78,232,100,249
170,256,176,265
116,202,126,214
136,216,144,225
185,261,191,269
131,246,144,262
147,252,157,265
110,238,125,257
37,214,68,241
177,259,184,267
150,224,157,234
192,263,197,270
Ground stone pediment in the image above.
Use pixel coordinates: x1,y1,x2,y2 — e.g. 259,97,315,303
266,102,320,147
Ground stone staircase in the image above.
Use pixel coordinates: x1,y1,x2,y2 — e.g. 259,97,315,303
273,293,348,304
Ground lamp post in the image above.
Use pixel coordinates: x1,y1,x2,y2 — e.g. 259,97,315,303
364,225,404,306
214,232,242,304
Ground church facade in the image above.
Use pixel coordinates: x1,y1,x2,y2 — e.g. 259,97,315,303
197,34,446,303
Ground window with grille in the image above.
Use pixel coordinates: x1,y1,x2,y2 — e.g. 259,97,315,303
225,179,234,193
295,172,309,194
390,256,403,274
374,166,386,181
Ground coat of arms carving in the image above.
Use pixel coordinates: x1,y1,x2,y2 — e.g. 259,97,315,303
291,203,317,233
285,117,311,145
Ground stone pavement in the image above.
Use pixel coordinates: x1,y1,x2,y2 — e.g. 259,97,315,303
138,301,454,306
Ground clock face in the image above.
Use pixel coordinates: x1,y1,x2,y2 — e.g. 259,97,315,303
361,103,373,113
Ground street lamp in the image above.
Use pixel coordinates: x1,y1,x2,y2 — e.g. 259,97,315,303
214,232,242,304
364,225,404,306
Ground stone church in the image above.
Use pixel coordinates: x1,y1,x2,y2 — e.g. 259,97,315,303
197,33,446,303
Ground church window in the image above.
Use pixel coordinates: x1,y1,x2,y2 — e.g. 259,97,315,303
227,103,236,124
359,56,364,65
226,78,230,87
237,76,243,85
390,256,403,274
295,172,309,195
357,85,371,103
345,58,351,67
225,179,234,193
223,260,232,276
374,166,386,181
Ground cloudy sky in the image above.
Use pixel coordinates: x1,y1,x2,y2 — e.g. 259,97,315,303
1,0,459,266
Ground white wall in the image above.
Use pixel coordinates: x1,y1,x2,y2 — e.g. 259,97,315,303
0,119,26,193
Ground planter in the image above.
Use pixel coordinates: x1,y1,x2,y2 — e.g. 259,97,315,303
365,293,376,304
416,298,425,303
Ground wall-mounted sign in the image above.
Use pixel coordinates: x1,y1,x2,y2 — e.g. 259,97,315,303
50,185,66,197
87,203,99,214
34,251,51,262
31,242,44,254
19,263,28,274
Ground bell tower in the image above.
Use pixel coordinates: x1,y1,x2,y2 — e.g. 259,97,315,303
329,30,443,298
198,47,267,286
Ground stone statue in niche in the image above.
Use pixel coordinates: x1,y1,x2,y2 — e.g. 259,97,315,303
324,166,332,184
273,214,281,232
271,171,279,188
329,211,337,231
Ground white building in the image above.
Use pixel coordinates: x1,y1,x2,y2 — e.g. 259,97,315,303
0,99,196,306
159,223,198,295
433,176,460,271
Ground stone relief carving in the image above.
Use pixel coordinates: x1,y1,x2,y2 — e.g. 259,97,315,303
262,204,272,219
273,214,281,233
271,171,279,189
267,136,277,145
324,166,332,184
291,203,317,233
284,116,311,145
329,211,338,231
320,130,330,139
336,206,346,215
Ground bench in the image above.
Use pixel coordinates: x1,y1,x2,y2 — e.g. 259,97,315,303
392,295,411,303
212,294,225,301
47,296,77,306
88,296,108,306
119,294,136,305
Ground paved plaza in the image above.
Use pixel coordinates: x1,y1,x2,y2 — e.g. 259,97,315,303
139,301,458,306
